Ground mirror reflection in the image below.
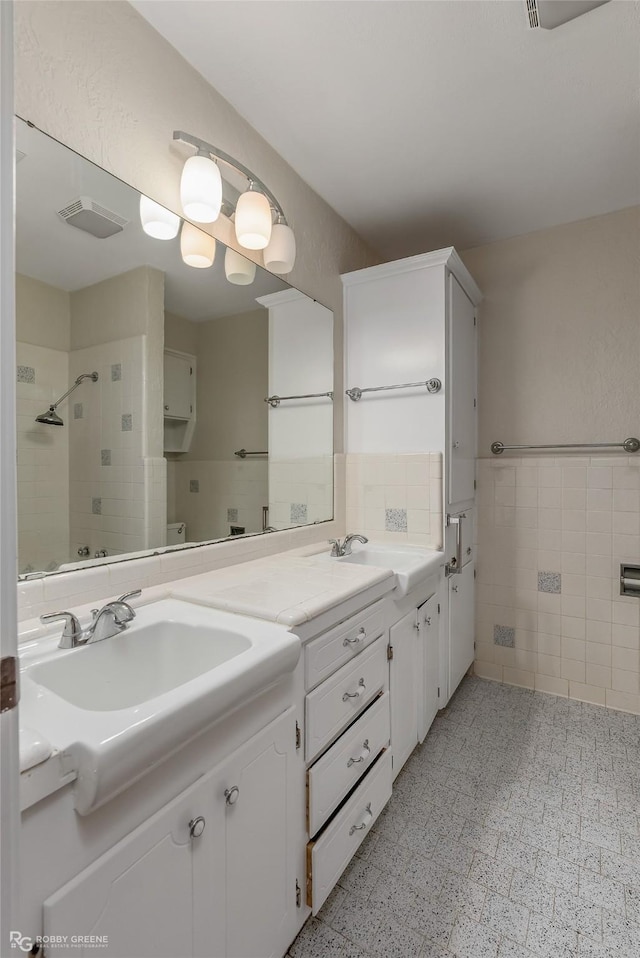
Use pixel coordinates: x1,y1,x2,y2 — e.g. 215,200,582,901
15,119,334,577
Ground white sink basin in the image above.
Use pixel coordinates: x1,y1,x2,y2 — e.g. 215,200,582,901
319,542,444,595
20,598,300,814
30,620,251,711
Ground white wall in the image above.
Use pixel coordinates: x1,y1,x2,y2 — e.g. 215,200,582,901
463,207,640,714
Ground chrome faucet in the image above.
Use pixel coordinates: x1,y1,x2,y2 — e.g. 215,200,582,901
41,590,141,649
328,534,369,557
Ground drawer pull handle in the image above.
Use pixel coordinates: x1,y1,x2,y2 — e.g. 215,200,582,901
342,678,366,702
224,786,240,806
349,803,373,836
343,627,366,647
347,739,370,768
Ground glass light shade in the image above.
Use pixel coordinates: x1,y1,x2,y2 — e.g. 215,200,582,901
235,189,272,250
263,222,296,273
180,222,216,268
139,195,180,240
224,246,257,285
180,154,222,223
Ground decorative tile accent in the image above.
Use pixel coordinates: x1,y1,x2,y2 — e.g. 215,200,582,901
494,625,516,647
91,497,102,515
121,413,132,431
385,508,408,532
290,503,308,524
17,365,35,383
538,571,561,594
227,508,238,522
101,449,111,466
73,403,83,419
111,363,122,381
189,480,199,493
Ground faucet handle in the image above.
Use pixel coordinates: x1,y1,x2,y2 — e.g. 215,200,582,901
40,611,83,649
117,589,141,605
328,539,342,557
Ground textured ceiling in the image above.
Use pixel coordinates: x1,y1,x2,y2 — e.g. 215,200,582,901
132,0,640,259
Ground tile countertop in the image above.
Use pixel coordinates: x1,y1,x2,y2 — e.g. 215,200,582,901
169,543,396,626
17,543,398,804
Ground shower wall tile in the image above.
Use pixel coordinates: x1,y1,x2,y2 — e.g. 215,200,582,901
475,454,640,715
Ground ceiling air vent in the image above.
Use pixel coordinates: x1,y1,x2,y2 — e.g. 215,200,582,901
57,196,128,239
526,0,610,29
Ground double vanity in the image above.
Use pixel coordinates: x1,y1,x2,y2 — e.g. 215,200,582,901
18,539,447,958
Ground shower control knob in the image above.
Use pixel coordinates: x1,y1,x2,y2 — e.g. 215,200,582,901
188,816,205,839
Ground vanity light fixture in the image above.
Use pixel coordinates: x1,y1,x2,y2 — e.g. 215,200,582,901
139,195,180,240
264,214,296,274
180,150,222,223
180,221,216,268
173,130,296,272
224,246,257,285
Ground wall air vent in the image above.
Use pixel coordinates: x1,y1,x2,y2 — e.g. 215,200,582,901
57,196,128,239
526,0,610,29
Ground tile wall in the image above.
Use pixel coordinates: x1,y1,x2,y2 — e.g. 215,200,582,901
168,458,268,540
16,343,70,573
269,455,334,530
475,455,640,714
345,453,443,548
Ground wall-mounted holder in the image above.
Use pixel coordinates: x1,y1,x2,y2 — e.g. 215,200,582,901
346,378,442,402
491,438,640,455
620,563,640,596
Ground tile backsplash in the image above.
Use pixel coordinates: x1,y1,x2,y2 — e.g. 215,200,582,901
475,455,640,714
346,453,443,548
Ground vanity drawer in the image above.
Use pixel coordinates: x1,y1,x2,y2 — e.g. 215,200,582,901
305,599,386,691
307,691,390,837
305,636,387,763
307,749,392,913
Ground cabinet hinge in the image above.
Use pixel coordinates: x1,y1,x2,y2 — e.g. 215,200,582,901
0,657,18,712
474,641,477,650
473,316,477,326
296,879,302,908
437,603,441,614
437,686,440,698
190,404,193,413
474,479,477,490
474,569,476,579
414,620,421,633
295,721,301,750
473,398,476,408
190,366,193,375
387,644,394,661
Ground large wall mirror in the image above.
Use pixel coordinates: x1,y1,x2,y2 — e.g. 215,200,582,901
15,118,334,578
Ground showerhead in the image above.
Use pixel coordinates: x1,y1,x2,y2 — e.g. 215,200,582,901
35,407,64,426
34,371,98,427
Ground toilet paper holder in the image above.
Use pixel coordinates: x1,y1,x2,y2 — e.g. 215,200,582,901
620,563,640,596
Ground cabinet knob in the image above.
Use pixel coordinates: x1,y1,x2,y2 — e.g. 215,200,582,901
164,404,170,411
189,816,206,839
453,440,461,449
224,785,240,806
425,616,431,626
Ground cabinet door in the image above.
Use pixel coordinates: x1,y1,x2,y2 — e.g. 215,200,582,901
449,561,475,696
223,707,299,958
447,274,476,507
43,775,221,958
164,351,193,419
418,593,440,741
389,609,419,779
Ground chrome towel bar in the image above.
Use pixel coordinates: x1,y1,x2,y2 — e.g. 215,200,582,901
265,391,333,408
346,378,442,402
234,449,268,458
491,438,640,455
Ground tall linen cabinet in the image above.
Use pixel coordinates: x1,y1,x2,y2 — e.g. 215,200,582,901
341,248,482,705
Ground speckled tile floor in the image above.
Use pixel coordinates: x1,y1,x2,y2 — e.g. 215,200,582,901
287,676,640,958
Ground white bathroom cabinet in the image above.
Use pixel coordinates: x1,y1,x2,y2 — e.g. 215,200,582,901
40,707,300,958
163,348,196,453
342,248,481,704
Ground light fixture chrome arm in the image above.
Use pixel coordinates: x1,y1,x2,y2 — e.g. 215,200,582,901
346,379,442,402
264,391,333,408
173,131,286,221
